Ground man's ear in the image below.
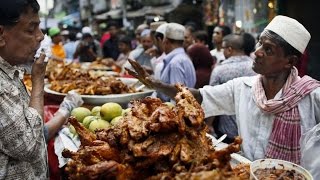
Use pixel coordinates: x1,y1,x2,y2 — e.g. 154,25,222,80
287,55,299,67
0,25,5,47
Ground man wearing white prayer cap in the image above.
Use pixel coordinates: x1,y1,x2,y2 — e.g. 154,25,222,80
146,22,196,102
126,16,320,179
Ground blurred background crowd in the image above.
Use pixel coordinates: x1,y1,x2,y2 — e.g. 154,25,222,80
40,0,320,80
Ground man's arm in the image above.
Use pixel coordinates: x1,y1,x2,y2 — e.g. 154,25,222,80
125,59,203,103
29,53,47,118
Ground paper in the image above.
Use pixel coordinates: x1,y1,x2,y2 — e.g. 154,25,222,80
34,34,51,62
54,127,81,168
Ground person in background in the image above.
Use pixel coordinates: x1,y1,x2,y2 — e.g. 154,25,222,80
147,23,196,102
102,22,120,60
132,23,149,49
147,21,167,70
150,23,168,80
74,33,102,62
48,27,66,61
209,33,256,143
125,29,154,73
193,30,209,48
210,25,231,64
183,25,195,50
127,15,320,179
63,31,77,62
116,35,132,67
187,44,215,89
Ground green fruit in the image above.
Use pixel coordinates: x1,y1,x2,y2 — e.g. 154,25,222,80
100,102,123,121
122,108,131,116
71,107,91,123
91,106,101,116
111,116,123,126
82,116,97,128
89,119,110,132
69,125,77,135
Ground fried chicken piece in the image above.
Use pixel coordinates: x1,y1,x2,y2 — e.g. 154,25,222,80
68,116,96,146
175,84,204,127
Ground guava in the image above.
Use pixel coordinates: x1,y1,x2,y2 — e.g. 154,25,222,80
100,102,123,121
89,119,110,132
91,106,101,116
71,107,91,123
110,116,123,126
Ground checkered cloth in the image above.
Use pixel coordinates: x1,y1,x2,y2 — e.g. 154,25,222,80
253,67,320,164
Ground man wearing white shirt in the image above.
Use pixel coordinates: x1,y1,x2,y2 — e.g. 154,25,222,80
127,16,320,178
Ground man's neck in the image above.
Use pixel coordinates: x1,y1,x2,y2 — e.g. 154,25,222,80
261,71,290,99
215,43,222,51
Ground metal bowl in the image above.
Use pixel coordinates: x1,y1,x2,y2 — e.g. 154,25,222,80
250,159,313,180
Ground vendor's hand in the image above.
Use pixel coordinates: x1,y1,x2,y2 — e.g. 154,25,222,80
125,58,155,88
32,52,47,81
58,90,84,118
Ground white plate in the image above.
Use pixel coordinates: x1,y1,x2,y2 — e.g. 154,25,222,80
44,78,154,106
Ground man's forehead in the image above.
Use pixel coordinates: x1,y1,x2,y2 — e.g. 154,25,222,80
259,31,278,46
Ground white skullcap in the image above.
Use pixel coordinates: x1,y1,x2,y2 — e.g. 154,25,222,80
165,23,185,41
140,29,151,37
264,15,311,53
156,23,168,35
82,26,93,35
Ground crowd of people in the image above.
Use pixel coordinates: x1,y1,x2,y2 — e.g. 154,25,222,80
1,0,320,179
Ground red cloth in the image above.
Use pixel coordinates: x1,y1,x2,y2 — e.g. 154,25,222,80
44,105,61,180
100,32,111,47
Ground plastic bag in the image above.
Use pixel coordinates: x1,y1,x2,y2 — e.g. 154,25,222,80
300,123,320,179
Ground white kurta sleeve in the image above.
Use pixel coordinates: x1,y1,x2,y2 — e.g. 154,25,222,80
200,79,235,118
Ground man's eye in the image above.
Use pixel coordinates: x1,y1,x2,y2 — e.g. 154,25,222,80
265,47,272,55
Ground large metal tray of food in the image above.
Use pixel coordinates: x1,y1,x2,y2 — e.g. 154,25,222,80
44,78,154,105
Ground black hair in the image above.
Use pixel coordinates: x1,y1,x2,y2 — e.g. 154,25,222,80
82,33,93,39
216,25,232,37
0,0,40,26
118,35,132,49
68,31,77,41
107,21,119,29
242,32,256,56
154,32,164,40
193,30,208,44
263,30,302,58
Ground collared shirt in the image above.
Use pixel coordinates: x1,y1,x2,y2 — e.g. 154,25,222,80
210,48,225,64
159,47,196,101
151,53,166,80
200,76,320,177
63,41,77,60
0,57,48,179
209,56,256,138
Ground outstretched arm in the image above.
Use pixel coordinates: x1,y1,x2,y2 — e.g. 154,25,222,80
125,59,203,103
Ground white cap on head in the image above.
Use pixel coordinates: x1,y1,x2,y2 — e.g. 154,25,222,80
140,29,151,37
82,26,93,35
264,15,311,53
156,23,168,35
165,23,185,41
